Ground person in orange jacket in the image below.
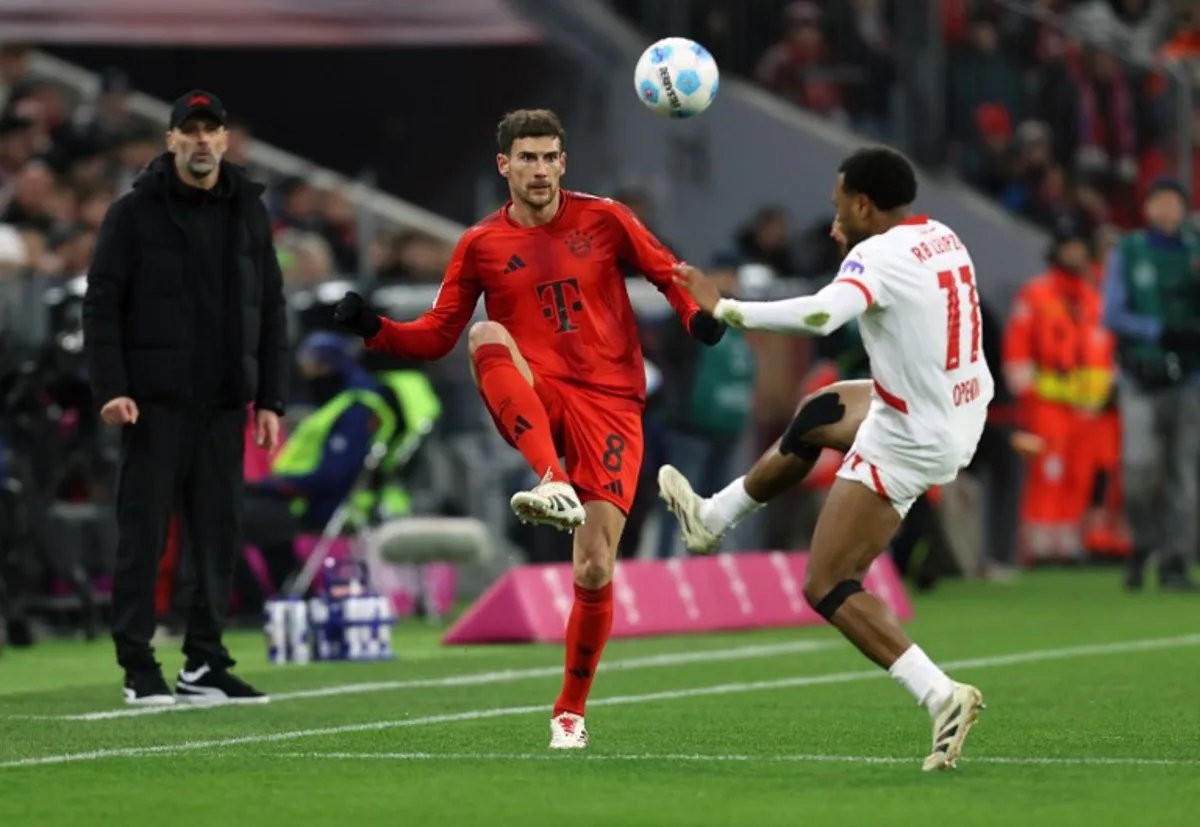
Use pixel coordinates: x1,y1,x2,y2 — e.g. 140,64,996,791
1003,220,1116,565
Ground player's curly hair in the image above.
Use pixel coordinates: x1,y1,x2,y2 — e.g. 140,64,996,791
496,109,566,155
838,147,917,212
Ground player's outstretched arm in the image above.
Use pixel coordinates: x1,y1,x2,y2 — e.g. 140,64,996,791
673,264,869,337
334,234,482,360
606,199,724,345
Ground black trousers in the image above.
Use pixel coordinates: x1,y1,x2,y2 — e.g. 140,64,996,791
111,404,244,674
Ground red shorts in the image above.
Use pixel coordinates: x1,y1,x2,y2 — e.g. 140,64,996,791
491,378,643,515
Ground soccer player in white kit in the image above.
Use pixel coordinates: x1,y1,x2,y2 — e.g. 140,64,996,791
661,147,992,771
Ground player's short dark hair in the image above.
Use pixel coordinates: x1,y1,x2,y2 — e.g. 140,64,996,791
838,147,917,212
496,109,565,155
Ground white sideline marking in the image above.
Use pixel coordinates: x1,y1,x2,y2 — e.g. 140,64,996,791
14,640,836,722
2,633,1197,770
273,752,1200,768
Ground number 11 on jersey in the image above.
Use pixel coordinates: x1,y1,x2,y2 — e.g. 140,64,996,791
938,265,981,371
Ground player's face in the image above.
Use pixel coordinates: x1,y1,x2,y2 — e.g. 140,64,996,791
166,116,227,179
833,175,872,249
498,136,565,210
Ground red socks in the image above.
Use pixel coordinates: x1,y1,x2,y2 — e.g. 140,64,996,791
554,582,614,717
472,344,566,482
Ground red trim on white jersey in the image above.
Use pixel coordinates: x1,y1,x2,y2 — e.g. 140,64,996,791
873,379,909,414
897,214,929,226
835,277,874,307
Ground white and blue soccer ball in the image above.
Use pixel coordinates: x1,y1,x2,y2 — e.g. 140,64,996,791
634,37,720,119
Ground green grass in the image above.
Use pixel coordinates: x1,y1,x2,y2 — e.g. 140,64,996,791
1,570,1198,827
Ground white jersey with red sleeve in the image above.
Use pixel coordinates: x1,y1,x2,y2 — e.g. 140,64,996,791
709,213,994,513
835,215,994,506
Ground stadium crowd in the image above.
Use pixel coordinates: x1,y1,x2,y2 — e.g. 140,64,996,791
4,1,1200,647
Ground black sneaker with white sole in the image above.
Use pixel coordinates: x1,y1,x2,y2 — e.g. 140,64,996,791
175,663,269,704
124,669,176,706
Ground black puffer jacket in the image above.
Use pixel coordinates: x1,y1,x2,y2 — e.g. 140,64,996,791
82,153,288,413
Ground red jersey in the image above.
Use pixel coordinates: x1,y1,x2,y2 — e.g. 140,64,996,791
366,190,701,403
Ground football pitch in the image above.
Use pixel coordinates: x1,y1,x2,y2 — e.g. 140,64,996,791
1,570,1198,827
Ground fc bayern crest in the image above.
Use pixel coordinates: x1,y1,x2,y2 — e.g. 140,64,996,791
565,230,593,258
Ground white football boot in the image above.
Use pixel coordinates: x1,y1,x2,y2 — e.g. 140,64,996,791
922,682,985,771
549,712,589,749
510,470,586,532
657,464,723,554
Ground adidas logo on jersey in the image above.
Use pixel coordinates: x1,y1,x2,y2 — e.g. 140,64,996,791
602,480,624,498
504,254,527,274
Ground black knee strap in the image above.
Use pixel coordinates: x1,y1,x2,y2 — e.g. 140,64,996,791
781,392,845,461
809,579,864,621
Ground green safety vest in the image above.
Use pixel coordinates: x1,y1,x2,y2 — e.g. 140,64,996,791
686,327,756,436
1118,230,1200,371
271,370,441,525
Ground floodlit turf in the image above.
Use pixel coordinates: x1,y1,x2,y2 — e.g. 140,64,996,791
1,569,1199,827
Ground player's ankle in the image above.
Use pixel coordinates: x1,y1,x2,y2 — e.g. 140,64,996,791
538,465,571,485
888,644,954,713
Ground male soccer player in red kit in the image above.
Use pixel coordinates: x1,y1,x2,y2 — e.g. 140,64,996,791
333,109,725,748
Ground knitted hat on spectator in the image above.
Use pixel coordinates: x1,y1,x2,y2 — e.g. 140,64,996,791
1145,176,1188,204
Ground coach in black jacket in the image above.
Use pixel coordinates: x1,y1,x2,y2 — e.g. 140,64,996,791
82,90,287,706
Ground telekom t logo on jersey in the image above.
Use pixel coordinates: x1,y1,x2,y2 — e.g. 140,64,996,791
537,278,584,333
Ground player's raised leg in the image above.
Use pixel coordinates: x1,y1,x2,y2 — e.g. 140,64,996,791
659,380,872,552
550,499,624,748
467,321,584,529
805,475,984,771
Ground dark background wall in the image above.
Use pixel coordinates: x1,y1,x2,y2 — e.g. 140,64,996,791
47,45,570,224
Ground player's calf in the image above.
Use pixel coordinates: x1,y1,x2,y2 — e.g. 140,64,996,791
551,501,623,748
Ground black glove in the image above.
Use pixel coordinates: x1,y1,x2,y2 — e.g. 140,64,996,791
333,291,382,340
689,310,726,346
1160,325,1200,353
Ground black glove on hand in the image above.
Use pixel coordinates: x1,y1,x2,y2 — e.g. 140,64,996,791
333,291,382,340
1161,325,1200,352
689,310,727,346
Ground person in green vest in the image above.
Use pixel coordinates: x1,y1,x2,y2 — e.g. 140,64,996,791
1102,178,1200,592
242,331,440,599
654,264,757,558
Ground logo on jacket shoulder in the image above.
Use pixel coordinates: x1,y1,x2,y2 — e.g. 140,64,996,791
839,259,864,276
564,230,594,259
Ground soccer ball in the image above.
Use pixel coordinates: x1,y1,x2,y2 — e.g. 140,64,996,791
634,37,720,119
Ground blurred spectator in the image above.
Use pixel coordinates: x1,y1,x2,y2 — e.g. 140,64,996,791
276,228,336,290
947,10,1027,176
1103,178,1200,590
718,204,801,291
825,0,895,138
112,126,161,194
2,160,56,231
275,175,325,233
321,187,359,273
1137,96,1200,209
654,263,756,558
756,2,850,125
376,228,452,283
1069,0,1171,66
0,43,32,116
0,114,36,204
967,103,1020,197
72,67,137,147
78,184,117,231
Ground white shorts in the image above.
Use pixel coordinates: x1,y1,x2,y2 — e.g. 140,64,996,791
835,440,966,519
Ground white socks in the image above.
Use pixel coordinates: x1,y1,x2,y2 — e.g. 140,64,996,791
699,476,763,534
888,645,955,715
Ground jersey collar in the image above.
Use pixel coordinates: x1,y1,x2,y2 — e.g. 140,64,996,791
897,214,929,226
